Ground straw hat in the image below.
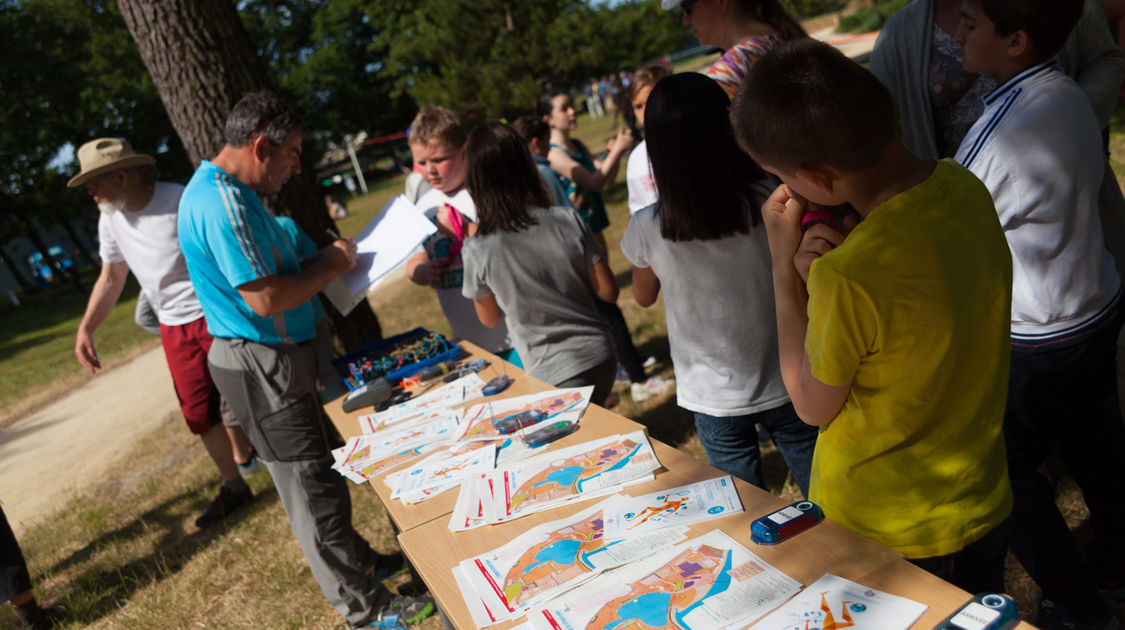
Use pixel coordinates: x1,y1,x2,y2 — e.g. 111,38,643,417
67,137,155,188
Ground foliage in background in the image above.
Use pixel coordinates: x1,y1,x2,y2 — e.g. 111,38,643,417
378,0,692,123
0,0,191,291
780,0,844,19
240,0,419,157
835,0,910,32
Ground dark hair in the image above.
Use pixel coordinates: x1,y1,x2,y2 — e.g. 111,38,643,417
536,90,567,120
733,0,807,40
978,0,1082,62
224,91,304,148
646,73,761,242
730,38,897,173
511,115,549,146
466,122,551,235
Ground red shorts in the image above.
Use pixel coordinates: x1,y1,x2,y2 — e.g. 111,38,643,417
160,317,221,435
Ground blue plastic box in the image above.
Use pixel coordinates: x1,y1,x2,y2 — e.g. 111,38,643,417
331,327,462,391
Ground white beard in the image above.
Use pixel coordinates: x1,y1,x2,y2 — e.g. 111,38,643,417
97,198,126,214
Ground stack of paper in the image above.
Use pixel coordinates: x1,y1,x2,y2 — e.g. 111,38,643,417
356,373,486,434
450,430,662,531
452,498,691,626
751,573,928,629
331,412,462,483
527,530,802,630
457,386,593,443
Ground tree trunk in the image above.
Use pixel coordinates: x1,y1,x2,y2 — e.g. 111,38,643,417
61,220,98,268
0,242,36,294
117,0,382,352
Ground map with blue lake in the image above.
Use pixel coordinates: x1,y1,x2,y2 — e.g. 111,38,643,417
587,544,732,629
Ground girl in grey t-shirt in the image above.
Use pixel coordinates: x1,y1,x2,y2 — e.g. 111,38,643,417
460,122,618,405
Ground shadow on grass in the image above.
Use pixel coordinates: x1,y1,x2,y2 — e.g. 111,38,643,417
47,483,280,627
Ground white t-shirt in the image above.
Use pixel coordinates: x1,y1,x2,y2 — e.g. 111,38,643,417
626,140,658,215
98,181,202,326
619,191,789,416
415,187,512,352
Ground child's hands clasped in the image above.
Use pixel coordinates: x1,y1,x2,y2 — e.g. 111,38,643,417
761,184,806,268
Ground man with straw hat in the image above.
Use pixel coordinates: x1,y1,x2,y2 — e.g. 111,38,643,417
68,137,261,529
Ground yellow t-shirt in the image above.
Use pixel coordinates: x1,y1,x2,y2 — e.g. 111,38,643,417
805,159,1013,558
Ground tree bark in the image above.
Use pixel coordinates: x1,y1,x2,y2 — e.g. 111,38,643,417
117,0,382,351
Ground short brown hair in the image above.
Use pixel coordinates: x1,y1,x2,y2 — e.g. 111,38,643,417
977,0,1082,62
409,105,467,149
630,64,671,100
730,38,897,173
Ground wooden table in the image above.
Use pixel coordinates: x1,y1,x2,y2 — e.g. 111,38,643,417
326,342,1034,629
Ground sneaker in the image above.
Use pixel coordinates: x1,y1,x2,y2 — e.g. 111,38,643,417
195,483,254,529
1034,596,1122,630
630,375,674,404
351,595,435,629
642,355,658,369
236,450,267,479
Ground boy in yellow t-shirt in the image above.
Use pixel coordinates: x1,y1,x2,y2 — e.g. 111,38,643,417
730,38,1013,593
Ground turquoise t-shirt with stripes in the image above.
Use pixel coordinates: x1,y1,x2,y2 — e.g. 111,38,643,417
178,160,316,345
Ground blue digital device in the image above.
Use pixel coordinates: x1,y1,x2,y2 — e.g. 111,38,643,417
492,409,546,434
933,593,1019,630
750,500,824,545
482,374,512,395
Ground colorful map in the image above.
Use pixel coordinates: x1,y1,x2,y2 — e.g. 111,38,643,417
529,530,801,630
588,543,731,629
452,499,689,627
506,437,646,516
501,509,608,607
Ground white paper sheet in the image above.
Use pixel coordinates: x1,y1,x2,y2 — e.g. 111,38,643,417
750,573,928,630
602,476,743,540
385,443,497,499
357,373,484,433
323,195,437,315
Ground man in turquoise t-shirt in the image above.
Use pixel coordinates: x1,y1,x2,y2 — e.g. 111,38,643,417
178,91,432,628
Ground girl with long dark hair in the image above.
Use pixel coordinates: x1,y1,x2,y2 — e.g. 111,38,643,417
620,73,817,496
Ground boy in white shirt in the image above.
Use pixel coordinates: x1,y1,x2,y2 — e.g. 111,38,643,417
955,2,1125,627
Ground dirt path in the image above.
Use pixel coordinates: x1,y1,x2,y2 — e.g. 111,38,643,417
0,346,181,536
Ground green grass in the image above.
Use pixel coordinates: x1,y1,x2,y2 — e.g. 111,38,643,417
0,268,158,429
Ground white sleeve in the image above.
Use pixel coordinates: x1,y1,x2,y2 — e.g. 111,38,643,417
97,214,124,264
